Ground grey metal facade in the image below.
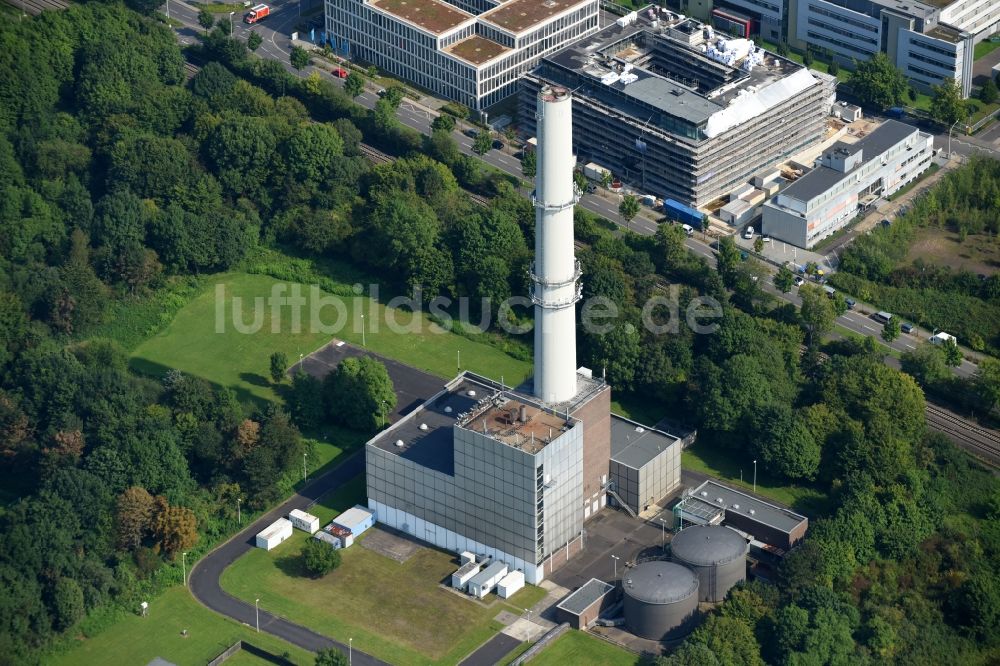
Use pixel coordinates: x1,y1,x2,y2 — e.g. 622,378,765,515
366,399,584,581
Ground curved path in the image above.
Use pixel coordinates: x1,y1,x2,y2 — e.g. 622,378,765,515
187,449,387,665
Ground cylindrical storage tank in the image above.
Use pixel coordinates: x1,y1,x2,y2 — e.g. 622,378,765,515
622,561,699,640
670,525,748,602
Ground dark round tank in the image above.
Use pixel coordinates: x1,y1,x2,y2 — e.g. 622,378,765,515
670,525,748,602
622,561,699,640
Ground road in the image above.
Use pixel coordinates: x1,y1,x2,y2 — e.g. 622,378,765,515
187,449,387,666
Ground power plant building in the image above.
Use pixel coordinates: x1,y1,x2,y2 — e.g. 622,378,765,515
324,0,600,110
673,480,808,551
520,10,836,207
363,86,682,584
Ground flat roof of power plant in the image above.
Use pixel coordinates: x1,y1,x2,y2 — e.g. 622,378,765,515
610,417,680,470
557,578,615,615
370,0,473,35
480,0,589,34
368,372,592,473
689,480,807,535
445,35,511,65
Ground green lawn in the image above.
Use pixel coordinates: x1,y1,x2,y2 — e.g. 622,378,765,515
221,477,547,665
49,586,313,666
974,39,1000,61
612,393,666,427
682,444,831,516
130,272,531,406
526,631,639,666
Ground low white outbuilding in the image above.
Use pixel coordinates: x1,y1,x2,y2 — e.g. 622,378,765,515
497,570,525,598
288,509,320,534
467,561,509,599
255,518,293,551
451,560,483,591
459,551,476,565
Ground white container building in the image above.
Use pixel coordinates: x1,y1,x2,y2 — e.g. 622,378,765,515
255,518,293,551
467,560,509,599
460,551,476,565
451,560,483,590
497,570,525,598
332,506,376,537
288,509,320,534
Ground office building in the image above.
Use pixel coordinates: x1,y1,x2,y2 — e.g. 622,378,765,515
363,87,682,584
689,0,996,97
520,10,836,207
324,0,599,110
762,119,933,248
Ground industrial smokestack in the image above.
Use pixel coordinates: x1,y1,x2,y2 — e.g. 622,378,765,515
532,85,580,404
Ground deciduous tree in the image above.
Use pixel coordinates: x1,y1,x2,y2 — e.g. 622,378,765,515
472,130,492,156
930,78,967,127
302,539,342,577
152,503,198,557
270,352,288,383
618,194,640,225
323,357,396,431
850,52,907,111
290,46,310,71
115,486,155,551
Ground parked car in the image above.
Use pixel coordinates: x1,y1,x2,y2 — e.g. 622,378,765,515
743,226,755,239
332,68,348,78
463,128,478,139
901,322,914,334
586,183,597,193
845,298,856,310
492,140,505,150
793,276,805,287
761,235,772,243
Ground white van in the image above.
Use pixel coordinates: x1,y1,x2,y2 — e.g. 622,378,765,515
872,311,893,324
681,224,695,236
929,331,957,346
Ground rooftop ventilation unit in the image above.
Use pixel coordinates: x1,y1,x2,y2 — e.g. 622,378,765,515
395,439,405,448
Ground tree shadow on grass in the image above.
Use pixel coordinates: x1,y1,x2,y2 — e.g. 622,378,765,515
240,372,272,388
274,551,313,579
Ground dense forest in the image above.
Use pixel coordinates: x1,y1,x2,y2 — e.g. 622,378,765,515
0,2,998,665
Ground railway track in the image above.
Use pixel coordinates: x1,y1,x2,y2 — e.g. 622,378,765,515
357,142,392,165
925,404,1000,466
4,0,68,16
183,62,200,81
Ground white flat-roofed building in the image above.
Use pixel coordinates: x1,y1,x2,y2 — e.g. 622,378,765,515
288,509,320,534
325,0,599,110
763,120,933,248
256,518,293,550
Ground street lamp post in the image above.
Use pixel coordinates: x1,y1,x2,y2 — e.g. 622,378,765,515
380,399,387,428
302,452,308,482
361,313,366,346
255,598,260,633
658,518,666,546
948,119,962,158
229,11,235,35
349,637,353,665
753,459,757,494
237,497,242,525
611,554,620,580
182,552,187,587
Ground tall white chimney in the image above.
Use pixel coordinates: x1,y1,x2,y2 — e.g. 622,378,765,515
532,86,580,404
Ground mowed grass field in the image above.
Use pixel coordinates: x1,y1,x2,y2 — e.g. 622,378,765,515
682,443,831,516
49,586,314,666
221,476,547,665
526,631,640,666
130,272,532,405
